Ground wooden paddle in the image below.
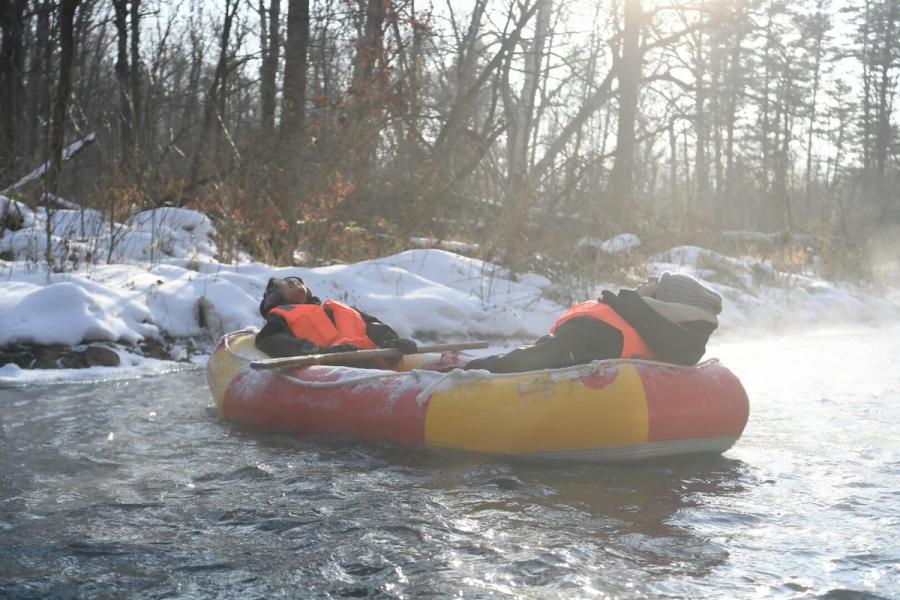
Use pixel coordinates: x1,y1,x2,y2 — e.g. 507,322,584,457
249,341,490,370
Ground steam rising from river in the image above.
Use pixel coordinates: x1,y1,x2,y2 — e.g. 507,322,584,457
866,225,900,286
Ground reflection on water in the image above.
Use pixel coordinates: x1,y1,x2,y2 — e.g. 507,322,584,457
1,327,898,598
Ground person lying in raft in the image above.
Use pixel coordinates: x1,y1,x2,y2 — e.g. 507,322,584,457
464,272,723,373
255,276,417,367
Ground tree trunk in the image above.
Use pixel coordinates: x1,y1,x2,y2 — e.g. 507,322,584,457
723,7,746,229
805,3,827,200
531,67,617,181
457,0,488,85
281,0,309,145
874,0,897,177
0,0,27,180
758,4,775,201
497,0,551,264
432,1,539,155
188,0,238,188
112,0,133,165
681,126,692,229
780,89,794,231
507,0,550,186
129,0,142,158
260,0,280,133
860,0,873,171
46,0,80,268
48,0,80,195
694,28,709,222
27,1,52,153
180,26,204,140
669,119,678,203
390,8,426,167
345,0,385,177
830,96,849,189
607,0,643,218
710,4,725,225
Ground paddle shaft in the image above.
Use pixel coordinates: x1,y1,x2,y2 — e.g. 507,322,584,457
249,341,489,370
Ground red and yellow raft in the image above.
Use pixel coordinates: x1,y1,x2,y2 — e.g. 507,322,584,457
207,329,749,461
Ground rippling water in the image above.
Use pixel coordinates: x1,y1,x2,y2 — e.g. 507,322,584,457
1,327,898,598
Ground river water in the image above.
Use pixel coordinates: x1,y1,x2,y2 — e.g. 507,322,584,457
1,327,898,599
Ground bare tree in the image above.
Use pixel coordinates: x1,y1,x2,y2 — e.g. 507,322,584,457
26,1,53,158
802,0,830,200
280,0,308,144
872,0,898,178
0,0,27,182
112,0,134,164
187,0,240,188
48,0,81,195
129,0,142,157
259,0,280,132
0,0,892,271
504,0,551,189
608,0,644,218
344,0,386,179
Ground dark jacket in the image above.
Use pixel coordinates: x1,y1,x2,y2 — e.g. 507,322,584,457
255,303,404,360
463,289,716,373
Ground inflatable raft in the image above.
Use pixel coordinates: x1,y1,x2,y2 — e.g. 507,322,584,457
207,329,749,461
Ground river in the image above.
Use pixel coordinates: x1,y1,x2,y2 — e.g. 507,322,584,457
1,327,898,598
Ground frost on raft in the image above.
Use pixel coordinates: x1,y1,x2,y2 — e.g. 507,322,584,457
227,368,275,404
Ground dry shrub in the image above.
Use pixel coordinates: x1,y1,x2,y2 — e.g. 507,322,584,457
0,202,25,232
191,181,290,265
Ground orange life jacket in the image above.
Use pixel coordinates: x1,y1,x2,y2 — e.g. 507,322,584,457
550,301,659,360
269,300,379,351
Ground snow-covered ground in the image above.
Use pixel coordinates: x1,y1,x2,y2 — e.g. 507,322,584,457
2,194,898,384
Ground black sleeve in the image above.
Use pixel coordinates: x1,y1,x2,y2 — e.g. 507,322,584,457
463,318,623,373
255,315,321,358
552,317,625,363
354,307,402,347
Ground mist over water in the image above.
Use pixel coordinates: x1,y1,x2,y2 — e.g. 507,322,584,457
1,326,898,598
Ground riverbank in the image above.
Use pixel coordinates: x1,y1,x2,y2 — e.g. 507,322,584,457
2,197,899,384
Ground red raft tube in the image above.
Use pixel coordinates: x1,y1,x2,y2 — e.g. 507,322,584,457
207,329,749,462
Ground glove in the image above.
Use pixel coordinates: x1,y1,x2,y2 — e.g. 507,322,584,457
323,344,359,354
383,338,418,354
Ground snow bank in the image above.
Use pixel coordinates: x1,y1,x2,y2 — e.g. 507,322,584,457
652,245,900,330
0,247,561,352
0,199,217,266
295,249,561,339
1,198,899,384
0,282,148,347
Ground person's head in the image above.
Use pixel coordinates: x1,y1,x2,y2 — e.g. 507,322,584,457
259,276,318,316
635,272,723,315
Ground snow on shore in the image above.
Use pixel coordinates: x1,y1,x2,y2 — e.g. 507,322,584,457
1,195,898,384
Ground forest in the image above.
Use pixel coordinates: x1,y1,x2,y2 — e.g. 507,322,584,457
0,0,897,279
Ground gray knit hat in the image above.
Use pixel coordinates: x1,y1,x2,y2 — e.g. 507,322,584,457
654,272,723,315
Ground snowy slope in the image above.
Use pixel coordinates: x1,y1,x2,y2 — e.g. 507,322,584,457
1,194,898,383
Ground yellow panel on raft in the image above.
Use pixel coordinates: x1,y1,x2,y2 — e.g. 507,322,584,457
206,332,269,411
424,364,649,454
